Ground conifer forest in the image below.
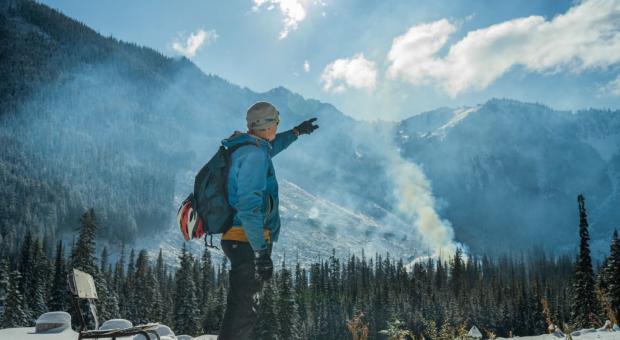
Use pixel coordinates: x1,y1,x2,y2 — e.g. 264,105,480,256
0,197,619,339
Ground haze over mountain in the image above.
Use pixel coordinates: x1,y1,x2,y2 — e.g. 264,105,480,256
1,0,619,266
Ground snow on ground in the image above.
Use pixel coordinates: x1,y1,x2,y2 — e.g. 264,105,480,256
194,335,218,340
142,175,421,272
0,312,220,340
0,326,219,340
431,106,481,140
0,323,617,340
0,326,79,340
498,330,620,339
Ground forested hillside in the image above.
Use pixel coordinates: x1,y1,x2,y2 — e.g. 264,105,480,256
0,0,190,244
1,203,619,339
2,0,620,259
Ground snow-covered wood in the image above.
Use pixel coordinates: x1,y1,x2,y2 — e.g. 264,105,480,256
468,325,482,338
35,312,71,333
99,318,133,330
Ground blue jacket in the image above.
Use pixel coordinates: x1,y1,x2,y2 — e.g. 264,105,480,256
221,129,298,251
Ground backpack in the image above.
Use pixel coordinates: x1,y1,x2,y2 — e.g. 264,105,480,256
177,141,257,248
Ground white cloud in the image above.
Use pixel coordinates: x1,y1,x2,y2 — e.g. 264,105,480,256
253,0,307,39
320,53,377,93
303,60,310,72
171,28,218,58
387,0,620,96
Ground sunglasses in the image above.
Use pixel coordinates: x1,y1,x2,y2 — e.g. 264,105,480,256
264,114,280,125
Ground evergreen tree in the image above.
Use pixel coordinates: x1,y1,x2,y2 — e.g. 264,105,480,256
48,240,67,312
71,208,98,274
121,249,136,321
155,249,167,295
29,239,49,319
146,266,163,323
276,260,300,339
99,247,109,274
17,230,35,319
131,250,162,323
200,248,215,308
1,271,28,328
571,195,601,329
133,250,153,324
0,259,9,316
526,284,546,335
254,279,278,340
605,229,620,322
294,262,309,338
173,244,200,336
203,279,226,334
103,280,120,321
69,208,101,329
450,248,464,298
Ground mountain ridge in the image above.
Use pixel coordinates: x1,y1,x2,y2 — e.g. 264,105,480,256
1,0,620,260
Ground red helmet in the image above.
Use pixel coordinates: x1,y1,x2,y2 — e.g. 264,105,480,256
177,195,205,241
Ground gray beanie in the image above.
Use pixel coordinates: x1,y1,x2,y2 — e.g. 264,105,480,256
246,101,280,130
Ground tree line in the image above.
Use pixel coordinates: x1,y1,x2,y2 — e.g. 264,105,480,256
0,196,619,339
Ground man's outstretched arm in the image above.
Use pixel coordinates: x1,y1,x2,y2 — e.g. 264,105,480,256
270,129,298,157
270,117,319,157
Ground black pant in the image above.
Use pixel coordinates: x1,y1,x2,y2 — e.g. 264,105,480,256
218,240,270,340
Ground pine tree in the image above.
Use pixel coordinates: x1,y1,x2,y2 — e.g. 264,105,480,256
276,260,300,339
199,248,215,333
133,250,153,324
113,245,126,293
173,244,200,336
146,266,163,323
71,208,98,274
18,230,35,319
450,248,464,299
200,248,215,308
605,229,620,323
294,261,308,327
571,194,601,329
203,279,226,334
69,208,101,329
254,279,278,340
121,249,136,321
104,279,120,321
48,240,67,312
29,239,49,319
155,249,167,294
0,259,9,316
1,271,28,328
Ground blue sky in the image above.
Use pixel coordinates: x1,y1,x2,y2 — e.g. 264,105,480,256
40,0,620,121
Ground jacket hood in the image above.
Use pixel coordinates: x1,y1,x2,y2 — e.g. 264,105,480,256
221,131,271,150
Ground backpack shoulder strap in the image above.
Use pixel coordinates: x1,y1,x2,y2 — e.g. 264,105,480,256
225,140,260,155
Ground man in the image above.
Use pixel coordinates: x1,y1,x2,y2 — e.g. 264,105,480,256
217,101,318,340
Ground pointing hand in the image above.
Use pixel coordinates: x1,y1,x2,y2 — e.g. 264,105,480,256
293,117,319,136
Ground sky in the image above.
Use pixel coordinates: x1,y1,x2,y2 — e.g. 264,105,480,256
39,0,620,122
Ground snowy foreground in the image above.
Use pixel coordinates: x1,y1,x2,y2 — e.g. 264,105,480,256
0,312,618,340
497,332,620,340
1,326,618,340
0,312,218,340
0,327,618,340
0,326,219,340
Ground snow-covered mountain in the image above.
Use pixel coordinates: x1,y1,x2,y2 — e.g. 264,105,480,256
146,175,419,269
396,99,620,255
2,0,620,265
